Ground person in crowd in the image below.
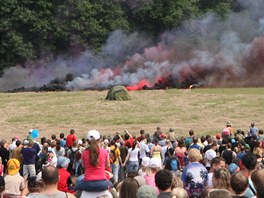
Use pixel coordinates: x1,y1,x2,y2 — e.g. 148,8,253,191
0,140,9,174
181,148,208,197
228,162,240,175
164,148,180,172
222,121,233,138
109,139,121,184
204,142,218,171
212,168,231,191
151,139,162,161
136,185,157,198
21,139,36,178
138,157,150,177
144,158,162,194
74,130,111,197
139,134,150,165
0,176,5,198
66,129,77,149
54,140,65,157
66,141,80,175
230,172,248,198
166,128,177,148
207,189,232,198
207,156,226,189
3,159,26,197
136,129,146,142
161,140,172,164
251,169,264,198
185,129,194,149
189,136,203,153
248,122,258,137
25,175,44,198
119,141,128,181
11,140,23,167
122,141,140,174
155,169,173,198
170,187,188,198
221,143,236,165
174,138,187,170
57,156,74,193
37,165,75,198
153,127,163,142
241,152,257,197
59,133,66,148
119,176,140,198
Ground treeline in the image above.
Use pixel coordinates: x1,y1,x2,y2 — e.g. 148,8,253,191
0,0,236,72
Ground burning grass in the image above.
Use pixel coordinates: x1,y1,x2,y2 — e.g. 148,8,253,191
0,87,264,140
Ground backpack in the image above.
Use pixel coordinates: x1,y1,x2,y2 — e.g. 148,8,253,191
170,159,178,171
67,148,79,174
110,147,117,163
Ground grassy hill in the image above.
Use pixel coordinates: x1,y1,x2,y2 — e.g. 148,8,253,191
0,88,263,141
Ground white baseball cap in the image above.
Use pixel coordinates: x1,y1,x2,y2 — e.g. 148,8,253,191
87,130,101,141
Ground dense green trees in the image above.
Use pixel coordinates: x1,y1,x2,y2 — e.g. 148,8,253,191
0,0,235,71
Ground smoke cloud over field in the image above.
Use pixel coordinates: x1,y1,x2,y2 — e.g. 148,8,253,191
0,0,264,92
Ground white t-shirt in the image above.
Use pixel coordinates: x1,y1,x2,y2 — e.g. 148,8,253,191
204,149,216,168
129,148,140,162
139,141,150,159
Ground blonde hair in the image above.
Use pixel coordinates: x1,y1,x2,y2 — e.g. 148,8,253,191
213,168,231,190
171,173,183,189
188,148,202,162
170,187,188,198
0,157,2,164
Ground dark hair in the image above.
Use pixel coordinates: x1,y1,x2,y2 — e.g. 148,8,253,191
59,133,65,139
51,134,56,140
211,156,226,167
119,177,139,198
132,141,137,151
230,172,248,194
242,152,257,170
15,140,22,147
88,138,99,166
189,129,194,136
155,169,173,191
70,129,75,134
55,140,61,151
140,129,145,135
41,166,59,184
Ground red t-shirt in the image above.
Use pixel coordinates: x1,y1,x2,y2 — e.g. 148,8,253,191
57,168,71,192
82,148,108,181
66,134,77,147
125,137,134,148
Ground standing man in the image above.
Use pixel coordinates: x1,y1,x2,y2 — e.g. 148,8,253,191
66,129,77,149
21,139,36,178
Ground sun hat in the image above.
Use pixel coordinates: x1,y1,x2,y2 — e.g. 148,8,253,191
57,156,70,168
7,159,20,175
149,158,162,168
136,185,157,198
141,157,150,167
87,130,100,141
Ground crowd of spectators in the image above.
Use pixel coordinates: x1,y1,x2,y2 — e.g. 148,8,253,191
0,121,263,198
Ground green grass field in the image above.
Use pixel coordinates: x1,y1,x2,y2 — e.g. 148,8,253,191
0,88,263,141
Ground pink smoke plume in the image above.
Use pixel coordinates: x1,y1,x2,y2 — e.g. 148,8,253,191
0,0,263,92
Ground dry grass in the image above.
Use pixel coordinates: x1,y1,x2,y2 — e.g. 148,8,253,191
0,87,263,141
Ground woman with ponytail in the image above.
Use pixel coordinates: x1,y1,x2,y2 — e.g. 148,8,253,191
75,130,112,196
122,140,140,174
